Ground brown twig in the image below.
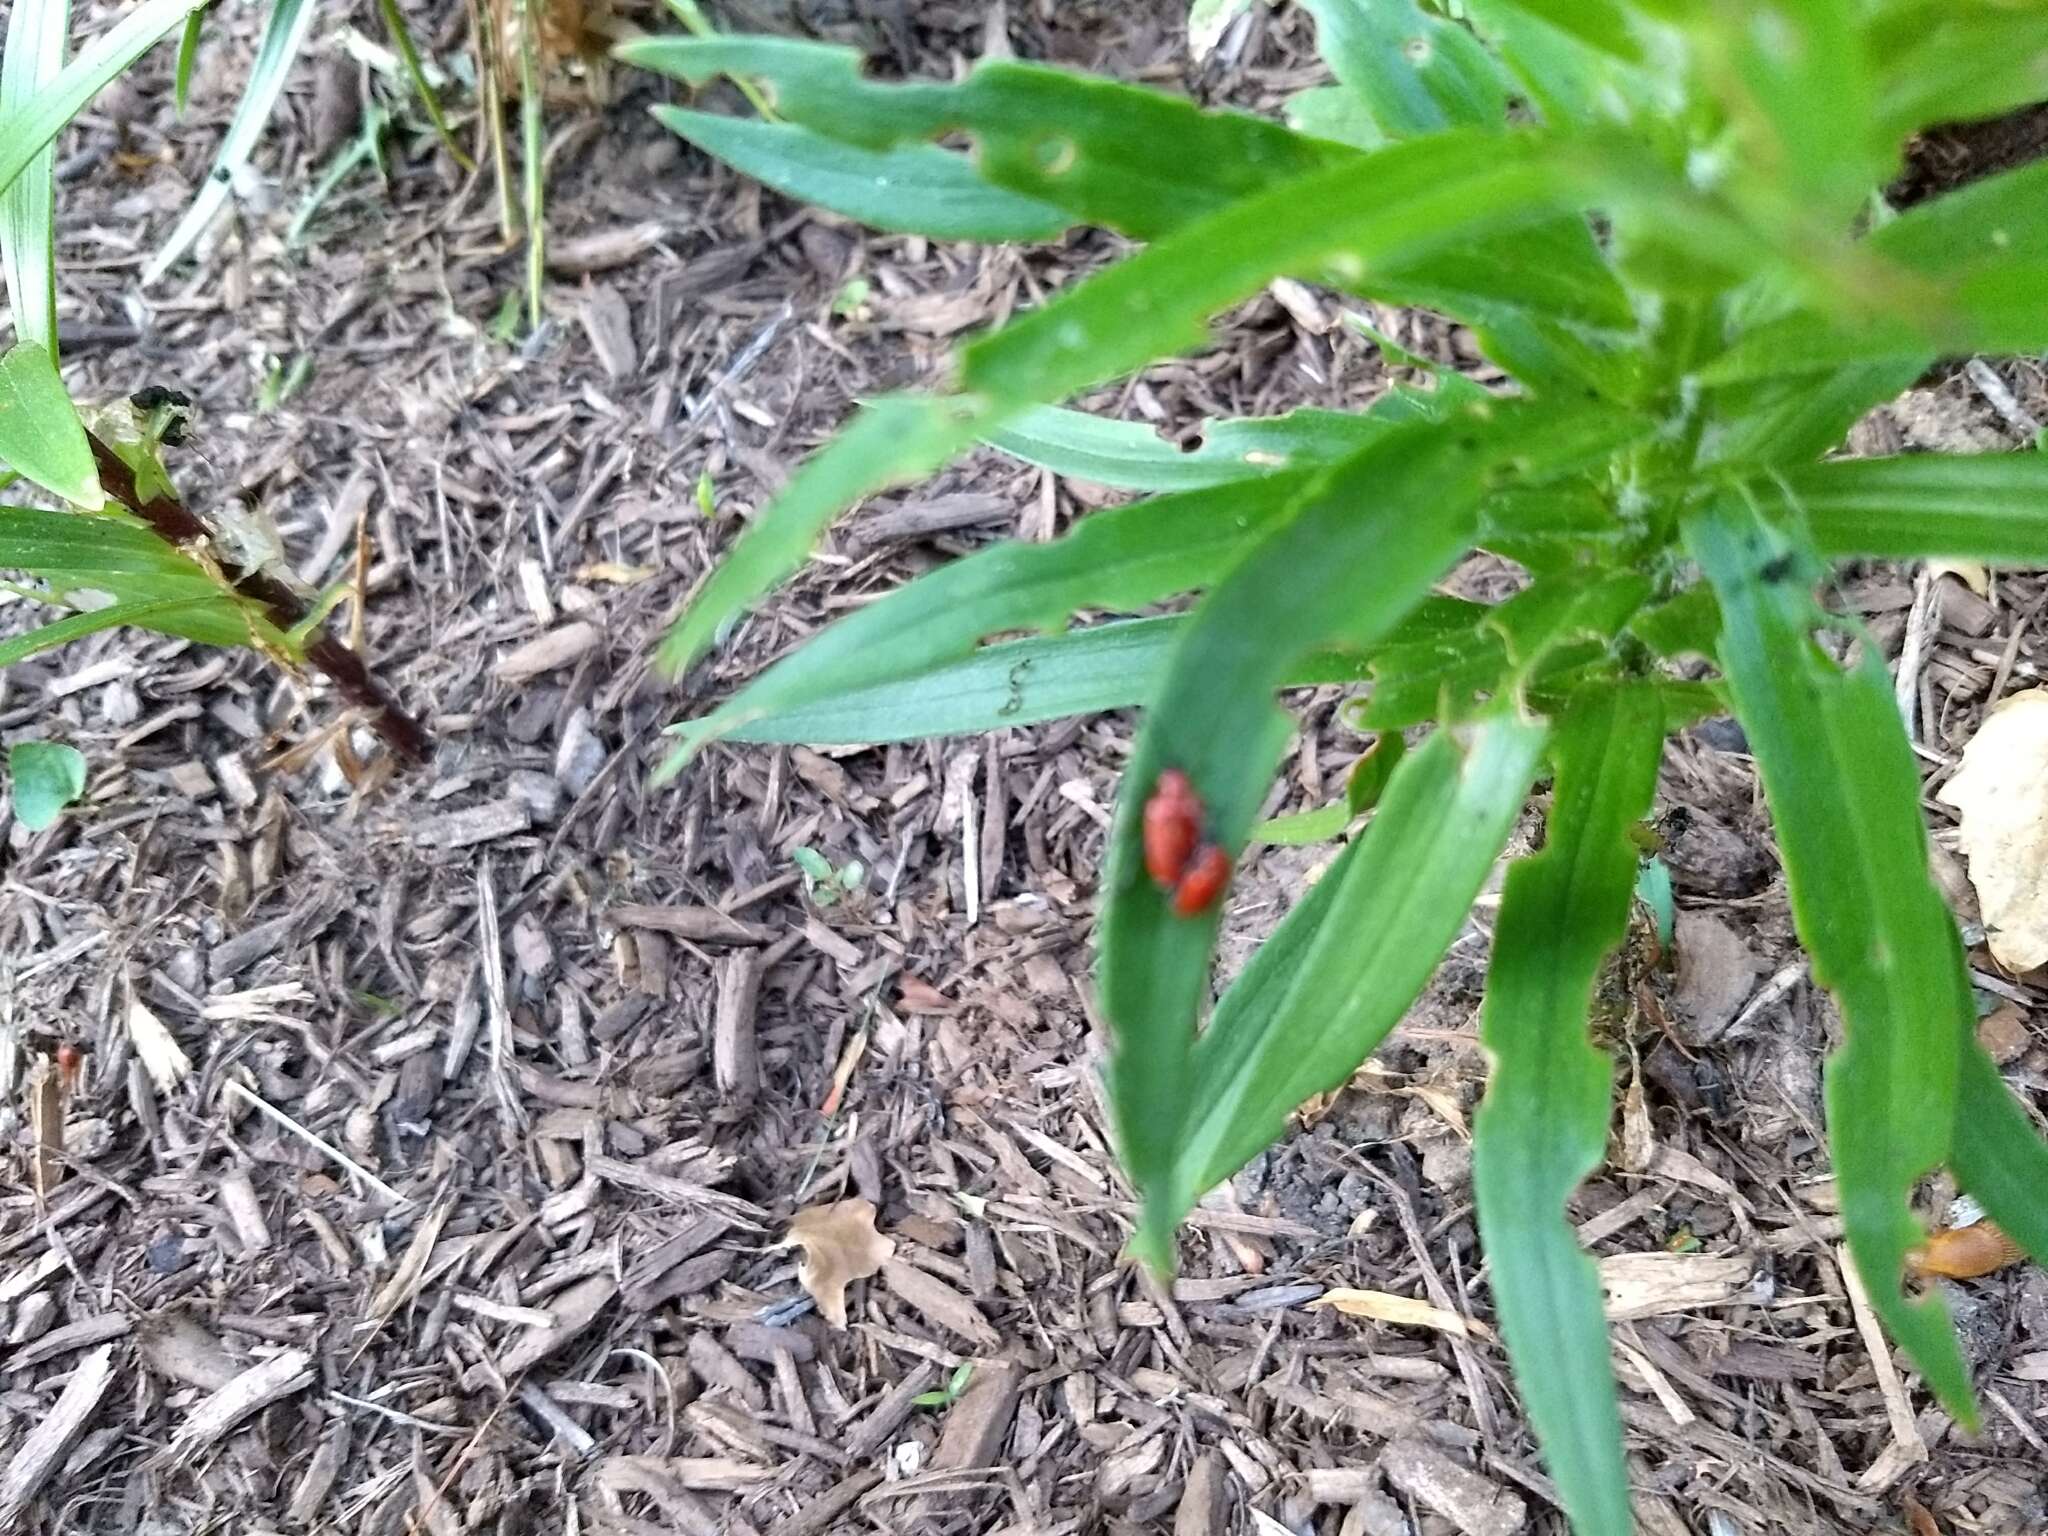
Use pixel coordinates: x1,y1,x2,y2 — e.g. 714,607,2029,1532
86,432,431,765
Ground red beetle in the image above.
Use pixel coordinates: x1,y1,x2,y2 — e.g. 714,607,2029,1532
1142,769,1202,890
1172,845,1233,917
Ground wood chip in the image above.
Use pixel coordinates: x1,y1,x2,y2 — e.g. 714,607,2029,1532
0,1343,117,1520
611,904,775,945
416,799,532,848
1838,1245,1928,1482
170,1348,314,1457
495,622,601,682
1598,1251,1754,1320
1379,1437,1526,1536
713,951,761,1104
880,1259,1002,1350
498,1274,618,1375
1308,1288,1492,1339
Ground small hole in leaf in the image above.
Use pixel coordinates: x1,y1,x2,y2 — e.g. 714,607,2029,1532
1033,135,1078,175
1403,36,1432,65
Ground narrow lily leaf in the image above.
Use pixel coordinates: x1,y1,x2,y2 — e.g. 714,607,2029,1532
618,40,1348,240
1,0,69,355
985,404,1391,491
0,504,218,595
652,107,1069,242
0,592,251,667
1875,13,2048,148
656,395,993,680
624,35,1635,348
1684,0,1876,231
1474,685,1662,1536
1301,0,1510,139
688,616,1413,753
1105,421,1499,1266
1697,358,1927,470
1950,1041,2048,1268
1687,493,1976,1422
693,619,1180,749
1774,453,2048,565
0,0,204,199
663,469,1315,760
1167,712,1547,1234
144,0,319,285
1459,0,1646,124
958,130,1569,408
0,345,101,508
1285,85,1385,150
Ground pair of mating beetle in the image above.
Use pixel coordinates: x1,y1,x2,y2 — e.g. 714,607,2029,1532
1142,770,1231,916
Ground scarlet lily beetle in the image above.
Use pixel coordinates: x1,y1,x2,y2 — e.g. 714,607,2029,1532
1171,845,1232,917
1142,768,1202,890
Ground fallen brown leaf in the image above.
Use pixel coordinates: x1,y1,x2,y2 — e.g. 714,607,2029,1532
783,1198,894,1329
1308,1288,1493,1340
1937,688,2048,970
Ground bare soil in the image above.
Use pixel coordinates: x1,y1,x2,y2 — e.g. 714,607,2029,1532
2,4,2045,1534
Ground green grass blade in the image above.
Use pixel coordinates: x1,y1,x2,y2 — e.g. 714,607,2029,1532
1105,420,1497,1266
651,108,1066,242
1779,453,2048,564
0,0,204,199
374,0,473,171
173,4,202,111
0,592,250,666
518,0,543,332
1301,0,1510,139
1687,493,1976,1423
1473,684,1662,1536
143,0,318,285
1,0,69,356
0,344,101,508
1950,1041,2048,1267
656,396,989,680
1168,712,1546,1237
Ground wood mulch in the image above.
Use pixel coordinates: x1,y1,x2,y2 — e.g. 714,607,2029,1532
1,3,2045,1532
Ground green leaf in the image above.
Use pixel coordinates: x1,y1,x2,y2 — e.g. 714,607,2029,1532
143,0,318,285
0,504,220,597
0,0,205,201
1458,0,1647,124
651,108,1069,242
1,0,69,356
1301,0,1510,139
1683,0,1877,232
1104,422,1498,1265
1875,12,2048,147
1473,685,1662,1536
692,618,1180,751
8,738,85,830
0,591,251,666
173,4,202,111
1687,493,1976,1423
655,395,993,681
1284,86,1386,151
0,345,101,508
1163,712,1548,1238
617,38,1348,241
957,130,1571,410
1773,453,2048,565
985,403,1392,491
374,0,473,172
1255,733,1407,846
1950,1040,2048,1269
518,0,544,333
664,470,1317,765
